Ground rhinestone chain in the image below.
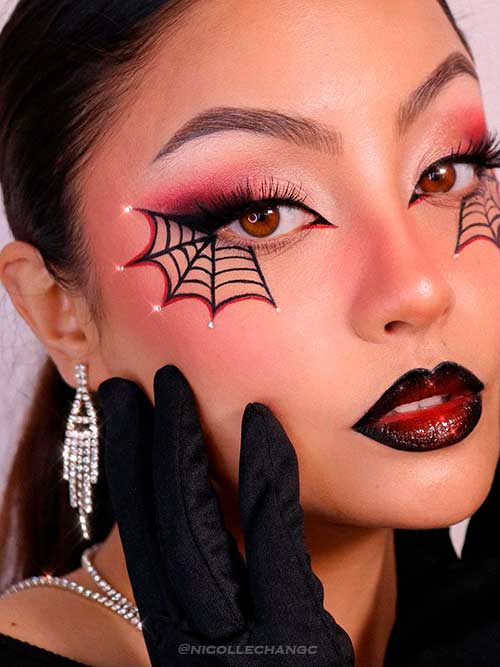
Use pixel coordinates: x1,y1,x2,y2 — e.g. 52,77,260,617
0,542,142,631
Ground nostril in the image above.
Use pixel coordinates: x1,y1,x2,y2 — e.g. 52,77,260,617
385,320,406,333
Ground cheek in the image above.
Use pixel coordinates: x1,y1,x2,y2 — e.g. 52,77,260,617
93,214,350,470
454,175,500,255
95,207,344,379
456,249,500,358
451,179,500,343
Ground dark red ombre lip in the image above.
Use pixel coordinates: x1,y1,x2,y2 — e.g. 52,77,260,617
352,361,484,452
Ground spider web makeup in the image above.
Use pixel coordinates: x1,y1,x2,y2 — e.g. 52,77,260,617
120,207,334,327
455,173,500,253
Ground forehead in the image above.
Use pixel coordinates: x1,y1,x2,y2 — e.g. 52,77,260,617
129,0,465,124
84,0,478,204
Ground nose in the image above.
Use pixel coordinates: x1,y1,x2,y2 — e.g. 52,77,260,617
349,205,455,343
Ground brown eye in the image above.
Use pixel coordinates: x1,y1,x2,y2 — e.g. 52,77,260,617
222,202,319,244
238,206,280,238
418,163,457,193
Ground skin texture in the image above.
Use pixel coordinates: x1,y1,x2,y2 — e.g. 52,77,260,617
0,0,499,665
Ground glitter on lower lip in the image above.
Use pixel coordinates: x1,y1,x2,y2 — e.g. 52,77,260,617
355,392,482,452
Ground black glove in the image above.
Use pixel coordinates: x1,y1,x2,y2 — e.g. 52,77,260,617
384,454,500,666
97,364,355,666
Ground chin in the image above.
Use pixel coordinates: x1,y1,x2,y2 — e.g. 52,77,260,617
387,460,497,530
299,428,498,531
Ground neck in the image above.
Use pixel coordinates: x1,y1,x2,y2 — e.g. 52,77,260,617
302,519,397,666
92,486,397,667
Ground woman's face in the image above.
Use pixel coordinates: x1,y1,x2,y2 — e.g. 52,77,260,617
84,0,500,528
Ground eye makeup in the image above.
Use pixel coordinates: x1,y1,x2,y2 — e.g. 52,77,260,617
120,127,500,327
119,176,337,328
153,175,335,252
407,129,500,256
409,128,500,206
454,172,500,254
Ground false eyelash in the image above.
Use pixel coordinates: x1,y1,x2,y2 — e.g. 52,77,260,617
429,128,500,175
162,129,500,236
189,174,311,232
410,129,500,206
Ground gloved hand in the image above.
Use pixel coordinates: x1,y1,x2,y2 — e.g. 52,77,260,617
97,364,355,666
384,454,500,666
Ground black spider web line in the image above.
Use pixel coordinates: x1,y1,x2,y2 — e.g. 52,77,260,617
455,173,500,253
123,208,278,320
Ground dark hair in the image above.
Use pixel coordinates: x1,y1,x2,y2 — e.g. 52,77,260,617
437,0,474,60
0,0,474,589
0,0,196,589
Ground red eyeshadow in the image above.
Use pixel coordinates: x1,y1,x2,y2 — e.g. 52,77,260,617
139,106,490,215
444,107,488,144
143,161,278,213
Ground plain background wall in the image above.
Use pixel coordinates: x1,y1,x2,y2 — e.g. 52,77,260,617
0,0,499,560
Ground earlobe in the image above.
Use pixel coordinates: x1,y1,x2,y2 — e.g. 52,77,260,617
0,239,97,377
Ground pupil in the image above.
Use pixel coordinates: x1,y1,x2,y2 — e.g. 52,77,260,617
429,166,447,181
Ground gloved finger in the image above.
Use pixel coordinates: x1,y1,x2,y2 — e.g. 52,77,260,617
98,377,179,628
460,453,500,563
151,364,249,640
238,401,353,659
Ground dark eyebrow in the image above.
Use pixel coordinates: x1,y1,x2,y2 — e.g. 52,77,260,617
396,52,478,135
153,106,343,161
153,51,478,163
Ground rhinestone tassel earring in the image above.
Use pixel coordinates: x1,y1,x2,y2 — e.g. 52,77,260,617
63,363,99,541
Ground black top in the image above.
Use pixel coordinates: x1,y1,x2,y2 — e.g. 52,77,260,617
0,525,499,667
0,631,92,665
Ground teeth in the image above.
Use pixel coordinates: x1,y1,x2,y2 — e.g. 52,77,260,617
392,394,450,414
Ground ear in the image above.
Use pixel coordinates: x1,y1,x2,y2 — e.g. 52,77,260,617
0,240,105,390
